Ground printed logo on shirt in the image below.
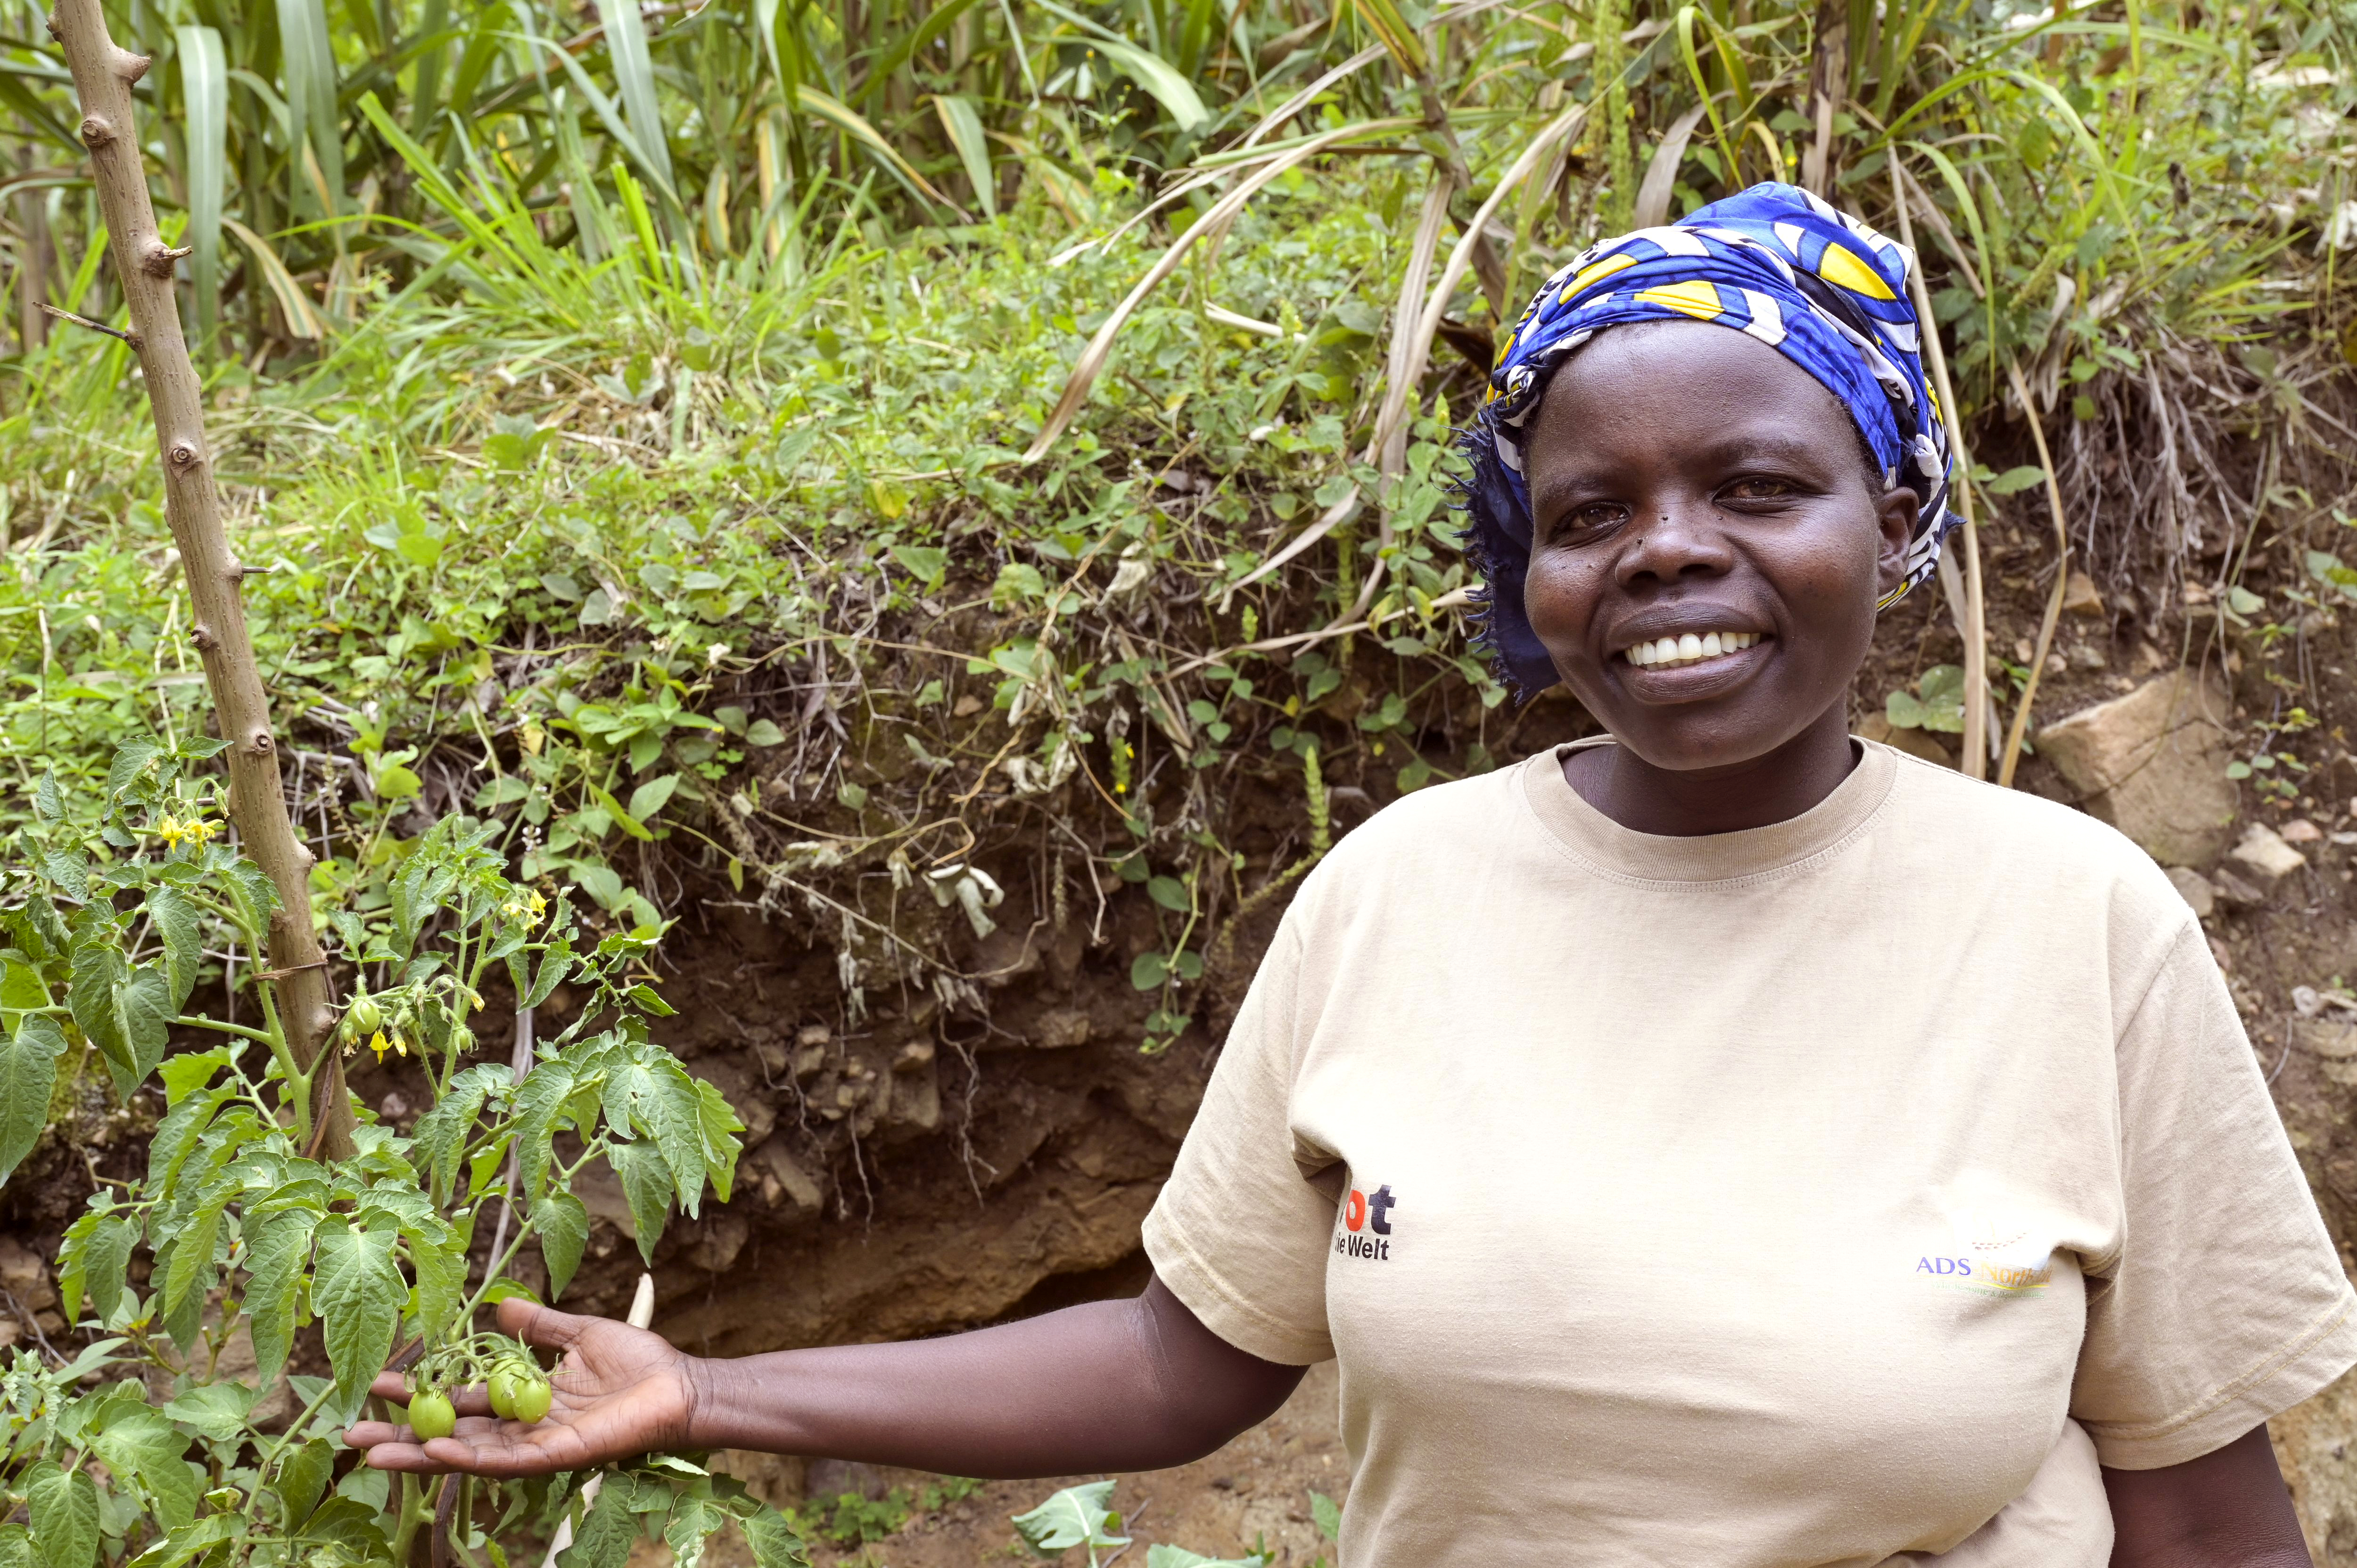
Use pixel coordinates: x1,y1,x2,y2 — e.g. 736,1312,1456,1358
1915,1208,2053,1296
1334,1183,1397,1262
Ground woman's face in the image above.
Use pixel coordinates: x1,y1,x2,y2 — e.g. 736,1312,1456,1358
1520,321,1919,774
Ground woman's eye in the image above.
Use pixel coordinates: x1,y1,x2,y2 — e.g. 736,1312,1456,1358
1721,476,1799,502
1550,502,1627,538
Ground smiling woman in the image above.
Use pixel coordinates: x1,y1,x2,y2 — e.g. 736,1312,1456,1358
346,185,2345,1568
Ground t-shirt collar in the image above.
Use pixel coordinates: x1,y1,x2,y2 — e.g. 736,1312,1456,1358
1520,736,1899,884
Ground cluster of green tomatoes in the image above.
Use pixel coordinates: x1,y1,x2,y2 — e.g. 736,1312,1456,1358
337,980,478,1067
404,1334,554,1440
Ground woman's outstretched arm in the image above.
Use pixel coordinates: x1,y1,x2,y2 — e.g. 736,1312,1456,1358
344,1273,1306,1479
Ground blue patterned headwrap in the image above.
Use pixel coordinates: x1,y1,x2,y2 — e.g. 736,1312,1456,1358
1461,181,1957,696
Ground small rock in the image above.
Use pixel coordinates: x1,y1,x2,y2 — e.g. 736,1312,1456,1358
1032,1007,1095,1048
2210,866,2270,909
687,1214,750,1274
2038,671,2240,866
2280,818,2324,845
753,1139,824,1214
2228,822,2308,887
2068,642,2109,671
379,1090,410,1121
2209,935,2235,973
2062,570,2107,616
0,1236,57,1315
2165,867,2217,918
2298,1017,2357,1060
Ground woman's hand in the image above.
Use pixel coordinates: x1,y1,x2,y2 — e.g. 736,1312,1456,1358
344,1297,699,1476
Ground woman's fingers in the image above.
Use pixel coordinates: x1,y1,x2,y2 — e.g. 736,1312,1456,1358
497,1296,597,1351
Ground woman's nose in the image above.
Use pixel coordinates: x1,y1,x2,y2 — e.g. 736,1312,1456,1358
1614,496,1734,589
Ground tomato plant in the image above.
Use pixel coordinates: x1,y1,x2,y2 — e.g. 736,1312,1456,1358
0,741,805,1567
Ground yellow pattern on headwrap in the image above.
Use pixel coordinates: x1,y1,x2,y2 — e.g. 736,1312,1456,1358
1558,251,1639,304
1632,279,1723,319
1816,242,1897,301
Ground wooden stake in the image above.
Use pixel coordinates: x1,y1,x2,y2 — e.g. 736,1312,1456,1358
48,0,353,1158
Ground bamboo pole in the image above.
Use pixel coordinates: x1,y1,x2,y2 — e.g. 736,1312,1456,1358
48,0,353,1158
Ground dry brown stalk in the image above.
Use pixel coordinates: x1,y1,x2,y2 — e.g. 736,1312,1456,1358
1889,165,1990,778
1998,357,2071,789
49,0,353,1157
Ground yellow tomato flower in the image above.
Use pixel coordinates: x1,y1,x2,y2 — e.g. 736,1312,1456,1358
369,1030,390,1061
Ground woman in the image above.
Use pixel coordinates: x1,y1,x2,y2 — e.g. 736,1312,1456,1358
350,184,2353,1565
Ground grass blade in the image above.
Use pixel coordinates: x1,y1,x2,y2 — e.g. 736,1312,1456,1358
931,93,997,218
595,0,677,193
175,24,227,351
273,0,343,213
222,216,326,338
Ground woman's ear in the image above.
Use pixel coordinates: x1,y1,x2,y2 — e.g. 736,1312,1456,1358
1873,484,1921,596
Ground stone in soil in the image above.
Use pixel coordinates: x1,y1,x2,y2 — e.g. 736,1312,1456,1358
2037,670,2239,867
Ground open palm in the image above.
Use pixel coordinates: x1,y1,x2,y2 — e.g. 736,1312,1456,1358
345,1297,698,1477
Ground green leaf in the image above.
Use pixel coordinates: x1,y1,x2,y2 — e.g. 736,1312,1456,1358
666,1490,728,1568
161,1383,255,1443
157,1047,231,1105
1012,1481,1129,1558
311,1218,404,1407
1985,464,2046,495
0,1523,34,1568
626,774,680,823
292,1496,390,1556
1147,1549,1267,1568
147,886,203,1010
1146,876,1190,912
587,783,654,841
411,1064,499,1200
164,1173,237,1322
58,1211,135,1323
0,1014,66,1184
276,1438,336,1529
0,958,50,1010
534,1190,591,1299
69,939,173,1096
608,1141,672,1264
2227,584,2266,616
558,1472,643,1568
408,1230,467,1343
93,1404,201,1527
692,1078,744,1205
1130,951,1169,990
744,719,786,747
24,1460,99,1568
511,1059,579,1200
522,938,576,1009
33,770,62,821
132,1515,239,1568
1884,690,1928,730
107,738,162,802
1310,1489,1342,1541
737,1504,810,1568
890,543,948,586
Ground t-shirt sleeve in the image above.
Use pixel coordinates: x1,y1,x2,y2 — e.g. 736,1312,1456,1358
1141,919,1339,1365
2072,919,2357,1469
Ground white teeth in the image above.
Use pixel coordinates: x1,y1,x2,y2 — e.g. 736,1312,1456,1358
1621,630,1762,668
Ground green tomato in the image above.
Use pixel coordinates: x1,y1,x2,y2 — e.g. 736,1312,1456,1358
511,1378,552,1424
409,1390,457,1441
488,1369,521,1420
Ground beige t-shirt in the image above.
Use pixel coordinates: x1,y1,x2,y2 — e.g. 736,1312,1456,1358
1143,740,2357,1567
